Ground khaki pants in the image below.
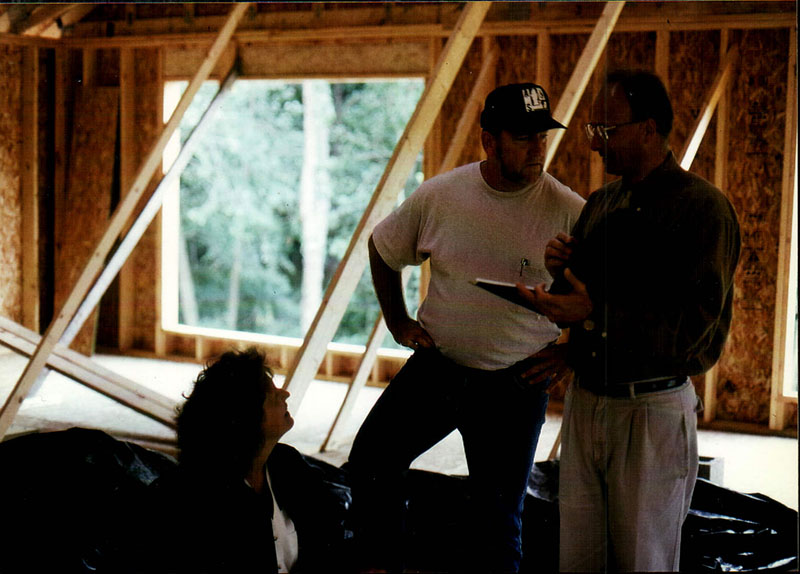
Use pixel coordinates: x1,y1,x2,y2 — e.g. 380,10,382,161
559,381,699,572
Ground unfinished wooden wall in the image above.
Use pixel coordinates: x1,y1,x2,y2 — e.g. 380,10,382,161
0,44,22,323
441,40,485,169
1,3,795,431
55,85,117,354
718,28,793,425
128,48,163,351
37,49,55,333
669,31,720,184
668,30,724,405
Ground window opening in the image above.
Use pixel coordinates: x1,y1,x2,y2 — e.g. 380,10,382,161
162,79,424,348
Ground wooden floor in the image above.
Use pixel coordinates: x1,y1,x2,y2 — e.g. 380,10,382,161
1,348,797,510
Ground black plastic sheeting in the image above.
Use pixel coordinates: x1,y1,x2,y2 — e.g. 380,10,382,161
0,428,796,573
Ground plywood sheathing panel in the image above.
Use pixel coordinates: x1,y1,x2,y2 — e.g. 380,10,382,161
0,44,23,322
129,48,162,351
716,28,789,424
236,42,428,80
440,41,484,170
55,86,118,355
95,48,120,88
668,30,720,184
496,35,537,86
547,34,591,199
668,30,723,402
546,32,654,200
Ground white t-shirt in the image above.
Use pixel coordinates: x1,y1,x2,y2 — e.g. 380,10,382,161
373,161,584,370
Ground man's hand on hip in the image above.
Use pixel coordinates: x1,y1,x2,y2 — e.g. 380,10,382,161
520,343,572,389
390,317,436,351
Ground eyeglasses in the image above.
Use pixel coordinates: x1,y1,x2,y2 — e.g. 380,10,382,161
584,121,641,142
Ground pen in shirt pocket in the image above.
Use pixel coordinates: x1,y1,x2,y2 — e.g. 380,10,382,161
519,257,530,277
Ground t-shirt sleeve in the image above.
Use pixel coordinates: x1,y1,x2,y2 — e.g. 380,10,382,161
371,188,429,271
565,186,586,231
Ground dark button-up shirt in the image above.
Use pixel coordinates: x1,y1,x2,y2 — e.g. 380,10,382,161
566,152,741,386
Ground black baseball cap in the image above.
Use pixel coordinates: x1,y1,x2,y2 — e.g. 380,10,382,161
480,83,567,134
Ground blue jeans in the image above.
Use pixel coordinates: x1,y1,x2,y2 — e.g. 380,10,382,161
348,347,550,573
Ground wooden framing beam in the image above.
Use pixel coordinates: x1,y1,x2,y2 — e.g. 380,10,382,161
82,47,95,87
320,266,413,452
38,4,96,39
655,30,669,86
159,81,184,333
53,47,68,274
704,29,732,424
59,5,796,49
0,3,251,440
544,1,625,171
419,37,445,305
282,2,492,412
680,45,740,170
769,26,798,431
21,45,39,332
319,316,388,452
439,44,498,173
536,32,551,90
0,317,176,428
61,66,240,346
20,4,76,37
0,5,32,34
118,47,136,351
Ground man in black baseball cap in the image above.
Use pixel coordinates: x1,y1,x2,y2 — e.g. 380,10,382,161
477,83,567,192
481,82,567,134
349,82,582,573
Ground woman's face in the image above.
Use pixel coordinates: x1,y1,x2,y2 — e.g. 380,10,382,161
262,376,294,441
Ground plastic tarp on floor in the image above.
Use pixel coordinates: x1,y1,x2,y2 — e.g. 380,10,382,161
0,428,796,572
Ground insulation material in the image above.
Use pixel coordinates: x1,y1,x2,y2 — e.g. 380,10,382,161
0,45,23,323
716,28,789,424
129,48,162,351
55,86,118,355
668,30,720,184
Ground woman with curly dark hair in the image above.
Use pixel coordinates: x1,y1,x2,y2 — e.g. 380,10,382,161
176,347,294,489
135,348,350,573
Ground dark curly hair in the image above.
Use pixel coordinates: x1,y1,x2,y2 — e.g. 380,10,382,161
176,347,273,480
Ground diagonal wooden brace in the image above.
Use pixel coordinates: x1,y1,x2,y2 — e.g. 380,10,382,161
283,1,493,413
544,1,626,171
0,316,176,428
0,3,251,440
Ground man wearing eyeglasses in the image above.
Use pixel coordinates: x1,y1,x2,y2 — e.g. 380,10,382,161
517,70,741,571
